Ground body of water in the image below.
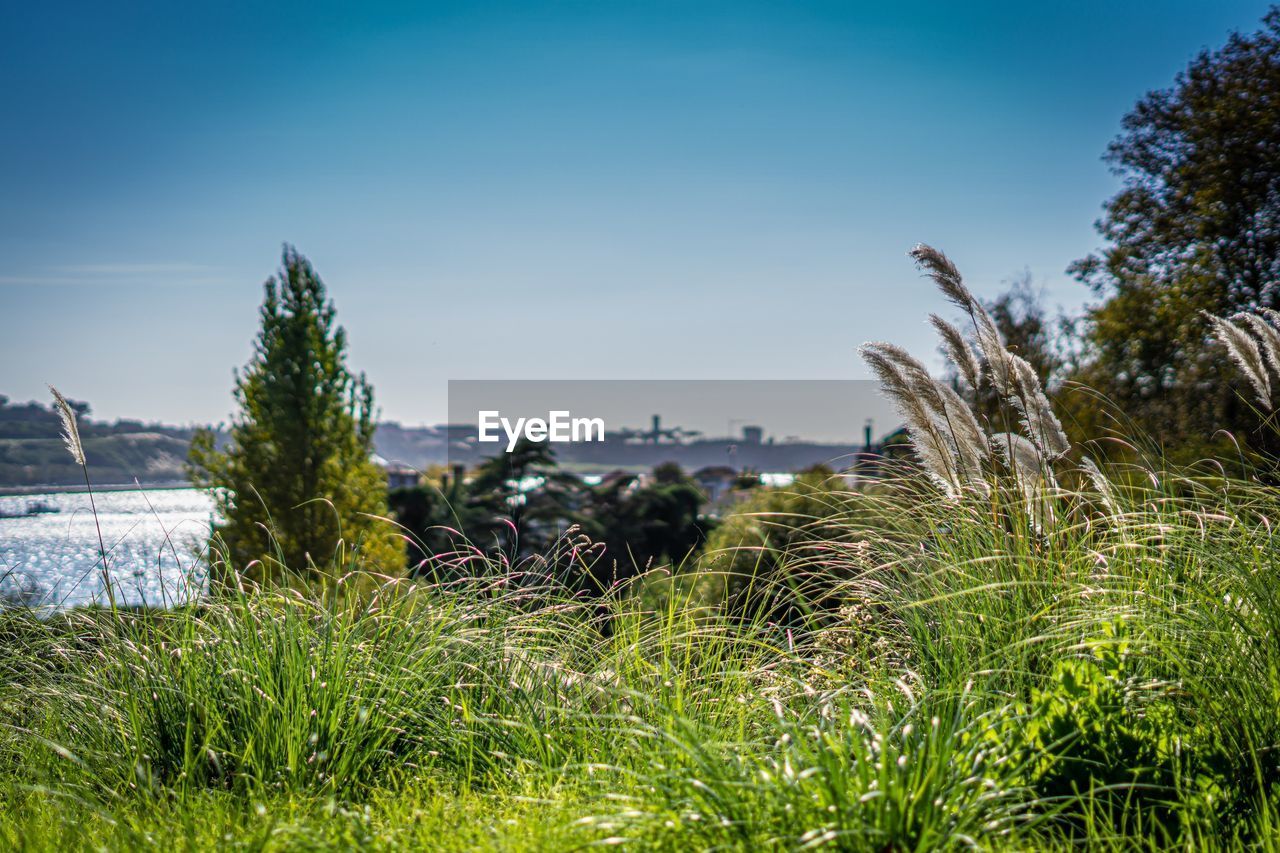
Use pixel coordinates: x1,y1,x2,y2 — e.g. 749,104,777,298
0,488,214,610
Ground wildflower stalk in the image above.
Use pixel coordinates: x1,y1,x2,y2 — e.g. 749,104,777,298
49,386,115,614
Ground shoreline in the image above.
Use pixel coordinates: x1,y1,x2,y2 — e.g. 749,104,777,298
0,482,192,497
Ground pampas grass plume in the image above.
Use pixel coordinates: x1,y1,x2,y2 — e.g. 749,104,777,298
49,385,86,466
1205,312,1271,409
929,314,982,392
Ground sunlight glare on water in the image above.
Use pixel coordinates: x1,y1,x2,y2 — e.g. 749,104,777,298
0,488,214,610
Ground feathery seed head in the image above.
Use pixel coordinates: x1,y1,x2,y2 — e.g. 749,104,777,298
1205,312,1271,409
862,342,989,495
1257,307,1280,330
861,345,963,498
49,385,86,466
1008,355,1071,459
991,431,1057,525
1079,456,1117,516
909,244,977,314
1232,312,1280,380
929,314,982,392
990,431,1043,477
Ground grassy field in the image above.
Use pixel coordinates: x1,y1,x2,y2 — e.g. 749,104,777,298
4,457,1280,850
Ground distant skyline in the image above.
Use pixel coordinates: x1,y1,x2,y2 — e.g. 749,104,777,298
3,1,1275,426
447,380,901,445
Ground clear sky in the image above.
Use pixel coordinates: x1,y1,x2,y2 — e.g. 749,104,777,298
2,1,1274,426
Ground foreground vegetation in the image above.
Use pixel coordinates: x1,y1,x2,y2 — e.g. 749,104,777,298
4,450,1280,849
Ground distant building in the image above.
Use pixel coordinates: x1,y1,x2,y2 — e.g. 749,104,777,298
613,414,701,445
845,426,911,483
372,454,421,490
742,425,763,445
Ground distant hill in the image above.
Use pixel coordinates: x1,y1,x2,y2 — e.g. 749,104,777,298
0,394,208,489
0,433,192,488
0,395,459,489
0,395,455,490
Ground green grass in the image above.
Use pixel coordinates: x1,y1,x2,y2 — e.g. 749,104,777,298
6,461,1280,849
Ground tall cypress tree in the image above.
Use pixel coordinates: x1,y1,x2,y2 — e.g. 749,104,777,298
190,245,404,587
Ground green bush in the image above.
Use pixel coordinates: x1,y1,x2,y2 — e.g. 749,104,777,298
1018,623,1229,836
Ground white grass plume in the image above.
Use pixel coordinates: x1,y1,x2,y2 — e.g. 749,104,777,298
865,342,990,462
933,382,991,461
1009,355,1071,459
910,244,976,315
990,431,1046,480
883,244,1083,516
1205,312,1271,409
909,243,1015,395
974,312,1018,397
1258,307,1280,331
861,346,962,498
991,431,1057,526
49,385,86,465
862,342,990,496
50,384,115,611
1079,455,1118,515
1233,312,1280,380
929,314,981,392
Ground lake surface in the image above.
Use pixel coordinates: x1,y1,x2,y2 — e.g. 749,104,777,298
0,488,214,610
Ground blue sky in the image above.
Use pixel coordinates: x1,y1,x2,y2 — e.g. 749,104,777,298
2,0,1274,426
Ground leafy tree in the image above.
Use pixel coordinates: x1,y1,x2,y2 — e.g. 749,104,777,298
463,437,589,559
189,246,404,586
387,438,589,576
387,466,493,578
387,441,589,580
389,457,712,594
1070,7,1280,453
582,463,712,591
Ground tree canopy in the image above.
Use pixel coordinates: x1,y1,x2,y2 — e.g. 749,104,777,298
1071,7,1280,452
189,246,404,586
